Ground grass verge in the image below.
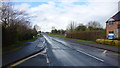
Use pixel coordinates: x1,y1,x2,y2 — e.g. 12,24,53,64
48,34,120,47
48,34,95,43
26,37,38,42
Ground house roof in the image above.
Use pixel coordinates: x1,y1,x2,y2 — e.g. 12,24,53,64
106,11,120,23
112,11,120,21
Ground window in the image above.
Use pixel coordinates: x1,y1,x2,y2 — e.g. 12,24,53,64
109,31,114,33
108,18,115,25
118,24,120,29
109,21,114,25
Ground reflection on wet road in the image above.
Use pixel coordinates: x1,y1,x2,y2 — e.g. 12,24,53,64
17,34,119,66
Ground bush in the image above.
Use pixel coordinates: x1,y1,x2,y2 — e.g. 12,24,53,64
104,40,114,46
114,40,120,46
96,39,101,43
96,39,120,47
100,39,105,44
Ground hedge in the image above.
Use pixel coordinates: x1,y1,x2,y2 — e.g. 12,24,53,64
96,39,120,46
65,31,105,41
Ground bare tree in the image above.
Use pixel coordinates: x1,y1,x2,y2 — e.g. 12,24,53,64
0,2,31,28
1,2,37,46
66,21,77,32
86,21,104,31
87,21,102,28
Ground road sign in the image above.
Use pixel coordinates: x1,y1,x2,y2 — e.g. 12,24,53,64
108,33,114,39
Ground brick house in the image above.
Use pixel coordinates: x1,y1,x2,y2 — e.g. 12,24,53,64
106,11,120,38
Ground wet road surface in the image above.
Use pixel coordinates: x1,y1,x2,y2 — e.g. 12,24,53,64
14,34,119,67
3,37,45,66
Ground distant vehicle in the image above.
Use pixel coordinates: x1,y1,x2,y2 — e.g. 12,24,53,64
108,33,114,39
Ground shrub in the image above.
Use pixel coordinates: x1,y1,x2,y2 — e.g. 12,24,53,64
114,40,120,46
99,39,105,44
104,40,114,46
96,39,101,43
96,39,120,47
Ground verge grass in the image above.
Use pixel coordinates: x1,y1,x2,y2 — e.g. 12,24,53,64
48,34,95,43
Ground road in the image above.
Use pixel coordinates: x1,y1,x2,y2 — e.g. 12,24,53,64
11,34,119,67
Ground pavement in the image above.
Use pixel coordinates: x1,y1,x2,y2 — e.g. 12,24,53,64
2,34,120,67
2,37,45,67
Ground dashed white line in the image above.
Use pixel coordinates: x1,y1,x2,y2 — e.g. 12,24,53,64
43,35,104,62
46,54,50,64
76,50,104,62
51,37,104,62
103,50,107,54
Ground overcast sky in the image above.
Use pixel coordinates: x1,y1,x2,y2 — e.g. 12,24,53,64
11,0,119,32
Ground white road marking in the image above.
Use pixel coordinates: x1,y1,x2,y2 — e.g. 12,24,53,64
10,51,42,67
41,48,47,54
103,50,107,54
46,54,50,64
10,40,46,67
51,37,104,62
76,50,104,62
43,35,104,62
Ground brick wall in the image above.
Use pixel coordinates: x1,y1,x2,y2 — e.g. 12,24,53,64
106,21,120,38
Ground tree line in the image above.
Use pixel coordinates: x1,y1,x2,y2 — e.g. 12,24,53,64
51,29,66,34
66,21,105,32
65,21,106,41
1,2,38,47
51,21,105,34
